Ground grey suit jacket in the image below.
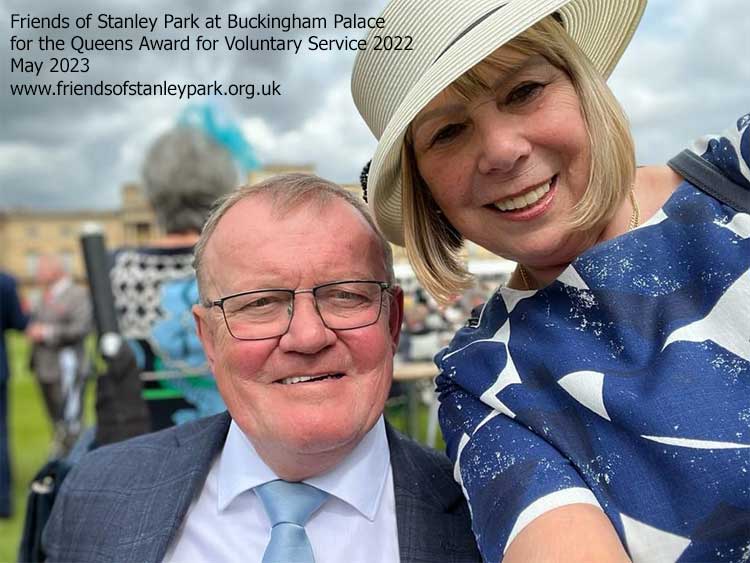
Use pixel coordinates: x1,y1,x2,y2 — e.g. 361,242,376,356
30,280,91,384
43,412,480,562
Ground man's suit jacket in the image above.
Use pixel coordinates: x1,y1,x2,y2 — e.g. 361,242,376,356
30,279,91,384
1,272,28,516
43,412,481,562
0,272,27,383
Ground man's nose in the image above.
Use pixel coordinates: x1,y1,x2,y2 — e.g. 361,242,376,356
278,294,335,354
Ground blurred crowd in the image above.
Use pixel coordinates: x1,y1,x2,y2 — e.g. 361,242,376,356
397,278,502,363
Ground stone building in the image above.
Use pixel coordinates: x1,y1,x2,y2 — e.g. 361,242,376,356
0,182,156,299
1,166,512,301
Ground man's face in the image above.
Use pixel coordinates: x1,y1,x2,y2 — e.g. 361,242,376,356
36,256,63,286
194,195,402,473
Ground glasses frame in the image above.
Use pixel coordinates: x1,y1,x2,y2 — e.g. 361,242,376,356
206,280,392,341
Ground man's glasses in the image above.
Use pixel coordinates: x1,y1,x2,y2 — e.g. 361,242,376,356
206,280,392,341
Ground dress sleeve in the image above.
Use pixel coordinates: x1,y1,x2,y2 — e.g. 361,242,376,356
437,362,601,563
690,112,750,191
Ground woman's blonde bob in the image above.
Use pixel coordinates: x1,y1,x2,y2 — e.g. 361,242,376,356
402,16,636,305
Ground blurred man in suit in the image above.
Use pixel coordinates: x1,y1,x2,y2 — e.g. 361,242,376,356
43,174,480,562
27,255,92,456
0,271,28,517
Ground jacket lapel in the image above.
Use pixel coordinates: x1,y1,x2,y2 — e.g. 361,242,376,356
143,415,478,562
148,412,231,561
386,423,480,562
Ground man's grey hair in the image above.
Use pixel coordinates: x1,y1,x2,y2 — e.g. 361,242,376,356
142,127,238,234
193,173,395,302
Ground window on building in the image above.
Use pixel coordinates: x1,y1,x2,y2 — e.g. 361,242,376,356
26,224,39,238
59,224,74,237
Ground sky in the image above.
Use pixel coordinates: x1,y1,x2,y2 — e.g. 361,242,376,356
1,0,748,211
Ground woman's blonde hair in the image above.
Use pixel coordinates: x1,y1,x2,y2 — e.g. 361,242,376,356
402,16,636,305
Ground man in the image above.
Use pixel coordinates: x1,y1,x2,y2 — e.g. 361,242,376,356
0,270,28,517
43,174,480,562
27,254,92,456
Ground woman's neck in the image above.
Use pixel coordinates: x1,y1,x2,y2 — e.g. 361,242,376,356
510,166,682,290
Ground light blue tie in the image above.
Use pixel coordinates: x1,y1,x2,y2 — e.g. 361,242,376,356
256,480,329,563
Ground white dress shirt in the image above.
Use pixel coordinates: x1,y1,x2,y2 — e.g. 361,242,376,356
163,416,400,562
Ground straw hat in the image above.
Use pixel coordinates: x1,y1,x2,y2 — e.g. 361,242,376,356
351,0,647,245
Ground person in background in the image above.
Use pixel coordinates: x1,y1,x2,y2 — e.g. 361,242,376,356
19,118,243,563
43,174,480,563
27,255,92,457
352,0,749,560
0,270,28,517
402,300,445,362
109,124,238,432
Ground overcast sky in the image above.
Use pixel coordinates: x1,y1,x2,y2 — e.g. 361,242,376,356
1,0,748,211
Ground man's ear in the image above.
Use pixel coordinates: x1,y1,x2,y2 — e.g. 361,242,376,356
387,286,404,354
193,304,217,372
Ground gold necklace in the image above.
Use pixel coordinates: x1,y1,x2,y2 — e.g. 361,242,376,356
518,261,532,291
627,188,641,231
517,190,641,290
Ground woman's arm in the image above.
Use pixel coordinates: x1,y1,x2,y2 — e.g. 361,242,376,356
504,503,629,563
437,374,628,562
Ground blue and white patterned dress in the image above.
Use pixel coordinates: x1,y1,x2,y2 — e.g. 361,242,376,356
436,114,750,563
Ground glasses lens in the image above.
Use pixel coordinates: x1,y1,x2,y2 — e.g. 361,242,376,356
222,290,292,340
315,281,384,330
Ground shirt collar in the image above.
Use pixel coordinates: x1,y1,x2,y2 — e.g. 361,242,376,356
217,416,390,521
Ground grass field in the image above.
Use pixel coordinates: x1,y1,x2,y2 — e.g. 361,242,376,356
1,333,96,563
1,333,53,563
0,332,443,562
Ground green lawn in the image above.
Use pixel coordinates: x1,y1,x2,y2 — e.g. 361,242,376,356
0,333,97,563
0,333,443,562
1,333,54,563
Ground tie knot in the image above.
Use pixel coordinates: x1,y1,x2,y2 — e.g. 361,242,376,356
256,480,329,527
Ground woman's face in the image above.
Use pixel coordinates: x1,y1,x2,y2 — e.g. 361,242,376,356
411,46,595,269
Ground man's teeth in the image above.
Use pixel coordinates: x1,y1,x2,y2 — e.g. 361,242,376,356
279,374,340,385
494,180,551,211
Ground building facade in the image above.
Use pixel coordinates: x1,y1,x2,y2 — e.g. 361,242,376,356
1,166,512,301
0,182,156,299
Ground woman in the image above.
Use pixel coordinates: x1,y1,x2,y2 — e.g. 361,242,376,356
352,0,749,561
109,123,238,433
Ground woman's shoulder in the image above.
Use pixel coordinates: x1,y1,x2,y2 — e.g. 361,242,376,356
688,112,750,190
633,165,683,222
111,245,194,277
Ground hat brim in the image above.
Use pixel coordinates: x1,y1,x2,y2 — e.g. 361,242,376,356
367,0,646,246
